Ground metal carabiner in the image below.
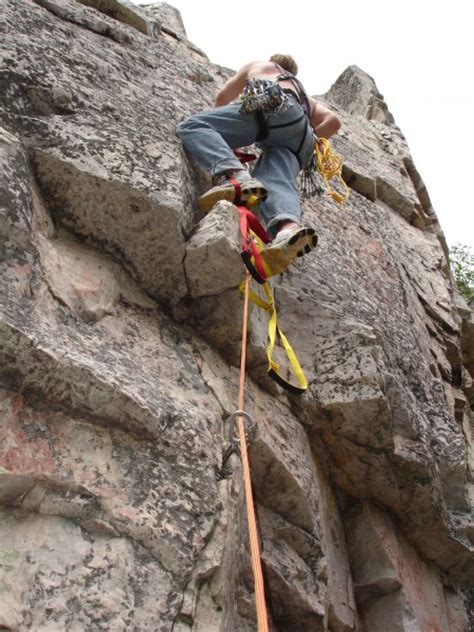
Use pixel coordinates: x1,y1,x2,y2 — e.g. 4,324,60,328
228,409,255,443
215,410,257,481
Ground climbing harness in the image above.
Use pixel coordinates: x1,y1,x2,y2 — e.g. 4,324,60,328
270,63,350,204
276,74,312,118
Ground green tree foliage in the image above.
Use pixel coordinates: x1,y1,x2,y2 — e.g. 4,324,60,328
449,243,474,302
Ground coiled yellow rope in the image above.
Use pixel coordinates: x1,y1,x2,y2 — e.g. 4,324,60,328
315,138,350,205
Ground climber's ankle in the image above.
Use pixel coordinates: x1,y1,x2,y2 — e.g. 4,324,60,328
226,169,251,182
277,220,299,234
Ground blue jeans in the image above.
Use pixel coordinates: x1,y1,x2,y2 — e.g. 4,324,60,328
176,98,314,235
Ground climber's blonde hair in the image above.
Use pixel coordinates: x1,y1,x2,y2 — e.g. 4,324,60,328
270,54,298,76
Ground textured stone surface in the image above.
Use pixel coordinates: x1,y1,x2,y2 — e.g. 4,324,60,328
184,201,243,298
0,510,174,631
325,65,395,125
140,1,188,40
1,0,473,630
345,502,452,630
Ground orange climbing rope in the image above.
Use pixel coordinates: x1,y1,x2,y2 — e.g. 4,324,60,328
237,272,269,632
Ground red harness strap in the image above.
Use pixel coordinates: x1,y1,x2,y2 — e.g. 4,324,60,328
236,206,271,284
228,150,270,284
233,149,258,164
228,178,242,205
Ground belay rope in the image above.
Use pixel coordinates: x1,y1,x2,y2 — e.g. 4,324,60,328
217,140,349,624
214,141,347,627
216,206,309,630
234,274,269,632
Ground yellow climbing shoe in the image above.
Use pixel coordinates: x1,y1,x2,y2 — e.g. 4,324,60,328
260,227,318,276
198,177,268,213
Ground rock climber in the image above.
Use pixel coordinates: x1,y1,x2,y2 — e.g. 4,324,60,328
176,54,341,274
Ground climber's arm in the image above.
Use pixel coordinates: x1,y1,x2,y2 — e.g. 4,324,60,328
215,62,255,107
310,98,342,139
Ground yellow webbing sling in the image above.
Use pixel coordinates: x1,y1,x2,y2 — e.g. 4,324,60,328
240,278,308,394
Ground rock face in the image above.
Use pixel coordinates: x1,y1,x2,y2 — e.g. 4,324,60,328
0,1,472,630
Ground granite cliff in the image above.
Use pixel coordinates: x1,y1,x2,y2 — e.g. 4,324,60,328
0,1,473,630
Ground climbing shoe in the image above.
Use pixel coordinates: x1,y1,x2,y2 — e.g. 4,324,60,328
198,175,268,213
260,226,318,276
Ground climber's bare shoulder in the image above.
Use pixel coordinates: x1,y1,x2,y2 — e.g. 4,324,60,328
215,61,280,107
244,61,281,81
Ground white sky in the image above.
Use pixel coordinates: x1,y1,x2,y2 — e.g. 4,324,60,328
139,0,474,249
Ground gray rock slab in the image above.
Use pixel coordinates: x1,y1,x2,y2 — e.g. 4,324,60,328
185,201,243,298
1,0,473,628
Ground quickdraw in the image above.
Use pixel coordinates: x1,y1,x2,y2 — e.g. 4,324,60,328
216,410,256,481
